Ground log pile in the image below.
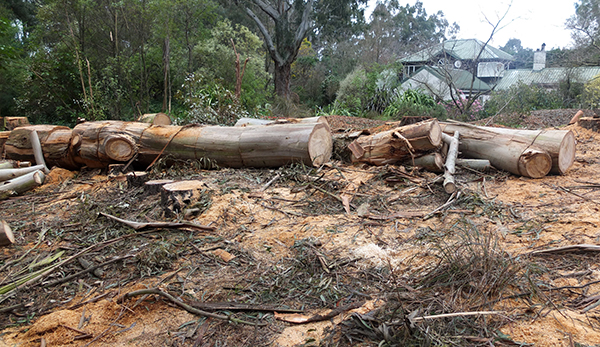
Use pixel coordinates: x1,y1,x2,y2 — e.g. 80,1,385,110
4,120,333,170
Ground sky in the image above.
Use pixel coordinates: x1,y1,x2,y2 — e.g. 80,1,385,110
368,0,578,50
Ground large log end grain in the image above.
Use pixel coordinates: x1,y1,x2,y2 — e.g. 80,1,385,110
308,123,333,166
104,134,137,161
161,180,209,218
0,220,14,246
579,117,600,132
518,149,552,178
557,130,576,175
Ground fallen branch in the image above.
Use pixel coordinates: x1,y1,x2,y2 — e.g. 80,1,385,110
29,130,49,173
190,301,303,314
99,212,216,232
530,244,600,255
44,255,135,287
117,288,266,326
442,132,459,194
424,191,461,220
274,300,364,324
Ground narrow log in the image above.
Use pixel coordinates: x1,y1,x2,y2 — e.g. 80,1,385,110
137,113,172,125
0,161,14,169
161,180,208,218
441,123,552,178
0,220,14,246
442,132,459,194
456,159,491,172
0,169,45,199
30,130,50,173
349,119,442,165
0,164,47,181
579,117,600,132
478,126,575,175
404,152,445,172
145,179,175,194
569,110,584,125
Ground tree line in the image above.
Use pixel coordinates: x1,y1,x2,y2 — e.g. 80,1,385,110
0,0,599,126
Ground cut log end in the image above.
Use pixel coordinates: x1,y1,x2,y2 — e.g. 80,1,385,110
0,220,14,246
308,124,333,166
104,135,137,161
557,131,576,175
145,179,175,195
518,150,552,178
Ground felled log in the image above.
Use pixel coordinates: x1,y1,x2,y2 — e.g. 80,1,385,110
5,125,78,169
0,220,14,246
456,159,491,172
579,117,600,132
405,152,445,172
1,117,30,131
0,169,45,199
137,113,172,125
0,164,47,181
235,116,329,128
349,119,442,165
0,161,13,169
569,110,584,125
161,180,208,218
442,132,459,194
441,123,552,178
478,126,575,175
30,130,50,173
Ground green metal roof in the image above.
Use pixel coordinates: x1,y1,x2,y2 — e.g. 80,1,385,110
420,66,492,92
401,39,514,63
495,66,600,90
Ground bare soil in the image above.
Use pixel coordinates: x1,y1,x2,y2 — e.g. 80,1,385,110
1,110,600,347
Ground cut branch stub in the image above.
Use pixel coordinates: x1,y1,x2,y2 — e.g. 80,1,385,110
0,220,14,246
161,180,209,218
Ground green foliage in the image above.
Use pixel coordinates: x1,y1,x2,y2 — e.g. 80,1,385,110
484,82,564,117
582,74,600,108
176,73,248,126
382,89,446,120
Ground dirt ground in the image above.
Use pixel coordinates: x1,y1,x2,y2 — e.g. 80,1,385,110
1,111,600,346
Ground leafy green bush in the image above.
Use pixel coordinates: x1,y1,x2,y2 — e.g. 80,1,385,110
484,82,564,117
382,89,447,120
582,74,600,108
176,73,248,125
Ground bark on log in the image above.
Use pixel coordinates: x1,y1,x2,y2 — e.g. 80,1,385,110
235,116,329,129
0,169,45,199
0,161,13,169
1,117,30,131
442,132,459,194
137,113,172,125
30,131,50,173
570,110,584,125
579,117,600,132
161,180,208,218
145,179,175,194
441,123,552,178
478,126,575,175
0,220,14,246
0,164,47,181
5,125,77,169
349,119,442,165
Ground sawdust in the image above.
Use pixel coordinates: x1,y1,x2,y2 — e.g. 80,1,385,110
2,117,600,346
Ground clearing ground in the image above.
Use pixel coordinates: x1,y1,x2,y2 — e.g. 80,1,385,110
1,110,600,346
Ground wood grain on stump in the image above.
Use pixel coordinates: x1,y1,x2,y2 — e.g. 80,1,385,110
161,180,207,218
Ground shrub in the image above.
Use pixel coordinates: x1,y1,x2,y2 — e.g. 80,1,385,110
382,89,447,120
582,74,600,109
484,82,563,117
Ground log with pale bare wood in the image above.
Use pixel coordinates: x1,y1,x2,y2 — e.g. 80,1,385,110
348,119,442,165
137,113,172,125
5,121,333,170
440,123,552,178
0,169,45,199
442,132,459,194
0,220,14,247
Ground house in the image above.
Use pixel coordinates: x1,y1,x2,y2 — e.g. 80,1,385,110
398,39,600,101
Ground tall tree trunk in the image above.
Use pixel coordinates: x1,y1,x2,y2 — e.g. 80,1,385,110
274,62,291,98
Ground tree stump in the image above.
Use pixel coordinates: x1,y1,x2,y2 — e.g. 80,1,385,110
145,179,175,195
126,171,149,188
0,220,14,246
161,180,207,218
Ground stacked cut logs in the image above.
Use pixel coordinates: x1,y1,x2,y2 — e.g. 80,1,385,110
346,118,576,192
3,120,333,170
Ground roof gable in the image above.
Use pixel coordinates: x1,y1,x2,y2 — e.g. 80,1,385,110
401,39,514,64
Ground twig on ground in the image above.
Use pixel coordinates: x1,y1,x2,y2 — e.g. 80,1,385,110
100,212,216,232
